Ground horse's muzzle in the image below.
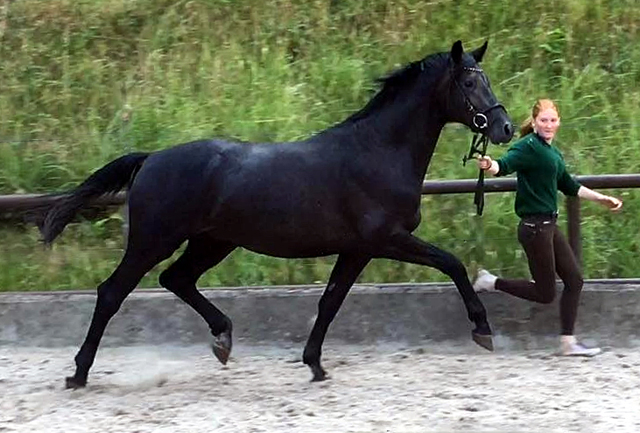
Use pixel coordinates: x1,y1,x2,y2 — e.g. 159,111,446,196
487,109,514,144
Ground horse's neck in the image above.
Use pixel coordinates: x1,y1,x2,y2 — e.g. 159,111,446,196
358,98,445,182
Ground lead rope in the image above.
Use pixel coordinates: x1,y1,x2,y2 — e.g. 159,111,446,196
462,133,490,216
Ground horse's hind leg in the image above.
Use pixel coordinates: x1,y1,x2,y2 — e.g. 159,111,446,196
66,245,176,389
159,237,236,364
303,253,370,382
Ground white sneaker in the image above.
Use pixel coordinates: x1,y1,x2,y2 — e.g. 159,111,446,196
560,336,602,357
473,269,497,292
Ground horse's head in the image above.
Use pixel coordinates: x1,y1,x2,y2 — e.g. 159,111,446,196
443,40,514,144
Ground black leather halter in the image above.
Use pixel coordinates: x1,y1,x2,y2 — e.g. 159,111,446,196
454,66,503,216
454,66,505,133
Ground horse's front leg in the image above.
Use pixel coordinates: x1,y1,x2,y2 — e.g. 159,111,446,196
378,232,493,351
303,253,371,382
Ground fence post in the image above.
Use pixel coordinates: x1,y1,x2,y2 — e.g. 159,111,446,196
120,103,133,247
566,196,582,267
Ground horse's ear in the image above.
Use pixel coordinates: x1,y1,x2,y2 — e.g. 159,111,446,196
470,40,488,63
450,40,463,64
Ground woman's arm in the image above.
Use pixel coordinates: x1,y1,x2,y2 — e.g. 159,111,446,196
577,186,623,211
476,140,530,177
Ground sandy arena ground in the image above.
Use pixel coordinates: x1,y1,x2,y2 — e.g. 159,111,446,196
1,344,639,433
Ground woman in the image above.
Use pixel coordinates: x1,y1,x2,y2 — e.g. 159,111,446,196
474,99,623,357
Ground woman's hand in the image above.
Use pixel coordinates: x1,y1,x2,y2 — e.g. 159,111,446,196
477,156,493,171
579,186,623,212
601,195,623,212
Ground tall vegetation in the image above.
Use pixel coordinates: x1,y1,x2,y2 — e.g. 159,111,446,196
1,0,639,291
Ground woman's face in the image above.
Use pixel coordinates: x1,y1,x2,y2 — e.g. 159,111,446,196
533,107,560,143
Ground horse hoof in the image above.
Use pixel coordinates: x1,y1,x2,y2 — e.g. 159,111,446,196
65,375,86,389
310,366,328,382
472,331,494,352
211,330,232,365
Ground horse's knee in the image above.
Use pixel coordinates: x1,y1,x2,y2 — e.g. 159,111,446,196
96,283,127,316
159,266,188,290
449,260,467,277
434,250,466,277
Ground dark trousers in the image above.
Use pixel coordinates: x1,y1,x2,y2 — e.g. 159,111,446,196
495,215,584,335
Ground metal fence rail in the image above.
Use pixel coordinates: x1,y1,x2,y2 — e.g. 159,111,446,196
2,174,640,264
420,174,640,194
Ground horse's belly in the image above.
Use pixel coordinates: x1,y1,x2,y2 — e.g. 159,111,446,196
242,243,337,259
225,219,356,258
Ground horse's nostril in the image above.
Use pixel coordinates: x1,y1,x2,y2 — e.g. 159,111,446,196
504,122,514,138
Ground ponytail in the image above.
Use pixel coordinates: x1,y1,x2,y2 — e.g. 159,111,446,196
519,116,534,137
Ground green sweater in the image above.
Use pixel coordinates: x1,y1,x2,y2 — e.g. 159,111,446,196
496,133,581,218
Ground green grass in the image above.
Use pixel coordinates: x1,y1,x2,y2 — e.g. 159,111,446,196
1,0,639,291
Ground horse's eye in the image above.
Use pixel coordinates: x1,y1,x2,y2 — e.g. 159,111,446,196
464,79,474,89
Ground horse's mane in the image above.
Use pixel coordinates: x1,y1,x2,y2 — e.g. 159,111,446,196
329,52,450,128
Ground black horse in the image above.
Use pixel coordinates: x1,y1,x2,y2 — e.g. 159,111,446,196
42,40,514,388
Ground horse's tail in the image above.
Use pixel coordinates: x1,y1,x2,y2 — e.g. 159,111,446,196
41,152,150,245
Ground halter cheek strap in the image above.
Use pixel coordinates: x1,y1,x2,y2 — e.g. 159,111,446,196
454,66,505,132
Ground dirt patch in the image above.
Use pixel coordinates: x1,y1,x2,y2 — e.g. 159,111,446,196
1,344,639,432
